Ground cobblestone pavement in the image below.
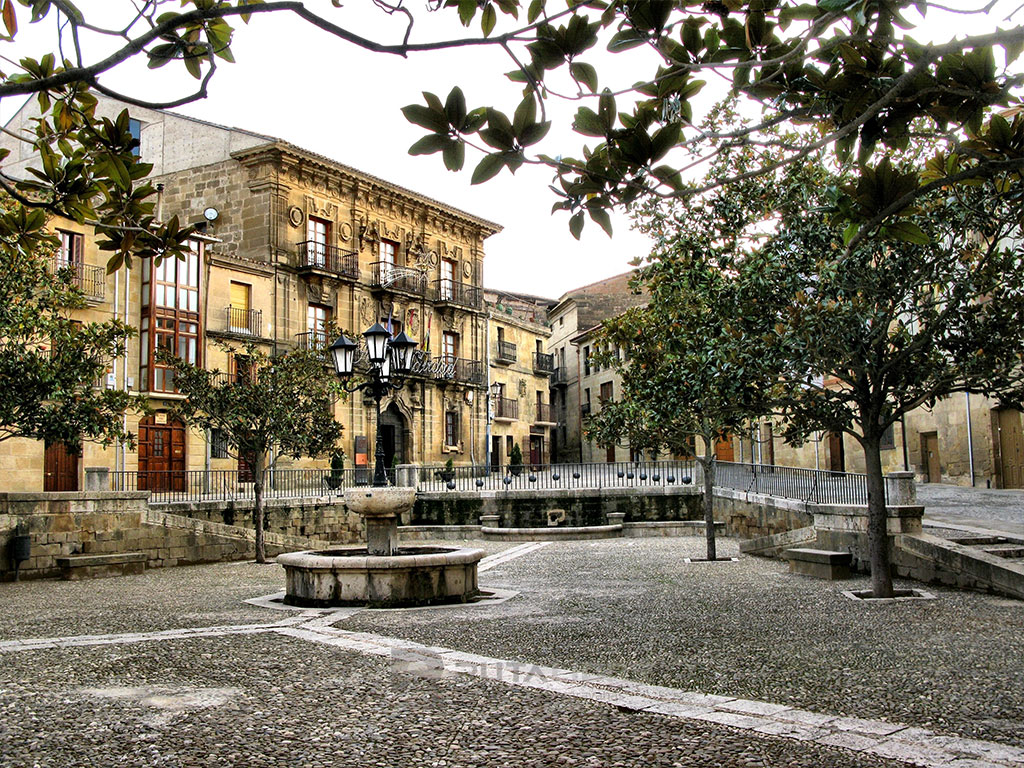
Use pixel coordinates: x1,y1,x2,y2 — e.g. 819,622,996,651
918,483,1024,537
1,539,1022,768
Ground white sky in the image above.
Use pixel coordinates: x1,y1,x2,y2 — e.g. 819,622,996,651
0,1,1013,299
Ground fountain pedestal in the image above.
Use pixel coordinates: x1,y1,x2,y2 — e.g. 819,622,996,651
277,486,485,608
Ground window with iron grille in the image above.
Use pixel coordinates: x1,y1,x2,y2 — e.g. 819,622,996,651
211,429,230,459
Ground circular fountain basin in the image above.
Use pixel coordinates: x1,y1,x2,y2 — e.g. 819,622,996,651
277,545,485,608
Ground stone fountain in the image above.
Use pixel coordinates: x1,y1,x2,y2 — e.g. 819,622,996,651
277,487,485,608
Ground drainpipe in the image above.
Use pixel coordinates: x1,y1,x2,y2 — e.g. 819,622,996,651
814,431,820,470
485,316,492,471
965,392,975,486
113,263,120,472
901,413,910,472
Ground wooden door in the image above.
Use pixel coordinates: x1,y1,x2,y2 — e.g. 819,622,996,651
921,432,941,483
529,435,543,466
491,436,501,472
714,432,735,462
139,416,186,491
997,410,1024,488
44,441,79,491
606,444,616,463
827,431,845,473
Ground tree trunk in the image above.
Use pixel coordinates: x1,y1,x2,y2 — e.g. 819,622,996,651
700,443,717,561
862,433,894,598
253,452,267,564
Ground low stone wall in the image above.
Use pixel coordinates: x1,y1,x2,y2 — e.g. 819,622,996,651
410,485,703,528
152,496,363,544
0,492,330,581
712,486,815,539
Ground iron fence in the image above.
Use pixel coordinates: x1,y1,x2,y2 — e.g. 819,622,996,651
713,460,885,505
415,460,696,493
298,242,359,279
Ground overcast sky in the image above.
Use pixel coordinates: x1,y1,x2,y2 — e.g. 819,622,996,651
1,2,1012,299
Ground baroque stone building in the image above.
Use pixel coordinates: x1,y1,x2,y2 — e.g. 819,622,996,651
0,96,500,491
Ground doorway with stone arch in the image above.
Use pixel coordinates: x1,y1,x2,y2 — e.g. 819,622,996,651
378,402,408,470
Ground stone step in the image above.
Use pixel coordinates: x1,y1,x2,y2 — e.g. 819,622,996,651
981,544,1024,559
947,535,1007,546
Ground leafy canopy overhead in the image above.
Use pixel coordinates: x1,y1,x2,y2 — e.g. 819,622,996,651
0,0,1021,256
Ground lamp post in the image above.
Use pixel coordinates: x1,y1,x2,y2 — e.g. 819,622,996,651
486,381,501,472
330,324,418,487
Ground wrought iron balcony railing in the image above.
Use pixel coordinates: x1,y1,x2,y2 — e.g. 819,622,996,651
370,262,429,296
432,356,485,386
50,258,105,301
495,341,517,364
493,396,518,420
533,351,555,374
225,306,262,336
550,367,568,386
534,402,555,423
580,401,591,416
434,279,482,309
297,242,359,280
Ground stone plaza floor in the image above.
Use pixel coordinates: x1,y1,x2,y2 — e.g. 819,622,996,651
1,537,1022,768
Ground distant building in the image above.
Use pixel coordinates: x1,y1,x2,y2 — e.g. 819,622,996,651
545,272,647,463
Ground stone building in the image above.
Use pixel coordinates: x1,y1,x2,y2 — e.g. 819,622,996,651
0,96,501,491
545,272,648,463
484,289,556,469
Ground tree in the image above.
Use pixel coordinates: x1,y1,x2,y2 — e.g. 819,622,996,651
1,1,1022,257
0,196,140,450
585,135,795,560
760,148,1024,597
163,342,345,563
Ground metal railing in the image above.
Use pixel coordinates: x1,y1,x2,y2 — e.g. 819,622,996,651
298,242,359,279
434,356,485,386
580,402,591,416
550,367,568,386
496,341,517,363
533,352,555,373
434,279,482,309
371,262,428,296
534,402,555,423
105,460,886,506
50,258,105,300
713,460,886,505
417,460,696,492
226,306,262,336
493,396,518,420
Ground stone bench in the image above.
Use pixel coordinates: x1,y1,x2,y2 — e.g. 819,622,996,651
783,548,852,580
56,552,147,581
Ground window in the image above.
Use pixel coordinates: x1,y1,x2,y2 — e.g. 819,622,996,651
442,331,458,363
506,435,513,455
440,258,456,301
880,424,895,450
211,429,230,459
600,381,613,405
229,281,251,333
307,303,330,348
307,216,330,266
57,230,83,268
232,353,255,383
379,239,397,283
583,346,591,376
129,118,141,157
497,327,505,344
381,317,402,337
140,240,203,393
445,410,459,446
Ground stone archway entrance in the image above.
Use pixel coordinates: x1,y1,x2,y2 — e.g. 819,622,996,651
379,402,407,469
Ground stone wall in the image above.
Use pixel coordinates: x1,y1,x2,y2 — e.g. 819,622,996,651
410,485,702,528
152,496,363,543
712,486,815,539
0,492,331,581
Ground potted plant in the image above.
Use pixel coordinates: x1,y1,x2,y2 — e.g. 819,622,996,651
509,443,523,477
439,457,455,482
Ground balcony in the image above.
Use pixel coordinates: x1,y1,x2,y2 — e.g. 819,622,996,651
297,242,359,280
533,351,555,374
493,396,518,421
50,258,105,301
434,279,482,310
550,367,568,387
370,262,429,297
580,402,592,417
433,356,485,386
534,402,556,424
224,306,262,337
495,341,517,365
294,331,330,362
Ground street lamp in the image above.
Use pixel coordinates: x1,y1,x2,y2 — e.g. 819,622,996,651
330,325,419,487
